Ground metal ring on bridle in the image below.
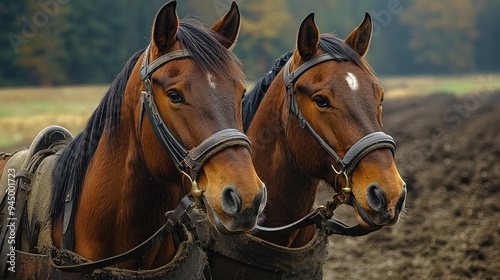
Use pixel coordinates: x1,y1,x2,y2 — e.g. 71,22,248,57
331,164,351,204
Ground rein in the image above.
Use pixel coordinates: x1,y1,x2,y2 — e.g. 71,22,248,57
53,196,194,272
256,53,396,236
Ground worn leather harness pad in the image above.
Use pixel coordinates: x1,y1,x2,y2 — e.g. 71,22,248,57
209,229,327,280
0,126,73,278
189,209,328,280
12,224,208,280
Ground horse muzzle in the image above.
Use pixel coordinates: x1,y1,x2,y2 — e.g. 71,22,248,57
352,183,407,229
203,185,267,235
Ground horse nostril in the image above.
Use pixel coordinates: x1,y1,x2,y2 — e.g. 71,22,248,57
366,183,388,212
220,186,242,217
252,186,267,214
395,183,407,214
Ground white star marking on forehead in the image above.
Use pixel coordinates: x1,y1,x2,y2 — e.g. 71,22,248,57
345,72,359,91
207,73,216,89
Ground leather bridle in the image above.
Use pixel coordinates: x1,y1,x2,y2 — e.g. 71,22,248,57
256,53,397,236
138,44,252,192
55,45,253,272
138,44,259,236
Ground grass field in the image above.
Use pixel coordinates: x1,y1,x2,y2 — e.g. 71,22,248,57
380,73,500,97
0,85,107,149
1,74,499,150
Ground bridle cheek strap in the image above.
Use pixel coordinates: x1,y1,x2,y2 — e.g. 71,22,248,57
140,89,251,181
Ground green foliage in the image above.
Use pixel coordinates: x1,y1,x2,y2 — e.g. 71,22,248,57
0,1,29,86
236,0,293,79
1,0,498,86
401,0,479,73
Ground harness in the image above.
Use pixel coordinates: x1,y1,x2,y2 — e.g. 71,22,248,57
55,45,253,274
1,45,252,279
193,53,400,279
256,54,397,235
136,44,253,235
192,210,328,280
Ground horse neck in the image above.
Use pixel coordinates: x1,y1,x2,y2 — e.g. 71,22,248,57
74,120,183,268
248,80,320,247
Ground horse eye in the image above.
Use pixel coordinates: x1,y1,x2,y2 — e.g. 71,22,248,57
167,91,184,104
314,96,331,108
242,88,247,99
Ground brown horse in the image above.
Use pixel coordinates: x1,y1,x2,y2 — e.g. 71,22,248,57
209,12,406,279
1,0,266,274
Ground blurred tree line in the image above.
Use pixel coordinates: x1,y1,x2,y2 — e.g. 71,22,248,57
0,0,498,86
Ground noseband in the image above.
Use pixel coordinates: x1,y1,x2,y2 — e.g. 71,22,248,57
283,53,396,204
138,44,252,194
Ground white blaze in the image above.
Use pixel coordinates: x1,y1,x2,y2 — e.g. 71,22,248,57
345,72,359,91
207,73,216,89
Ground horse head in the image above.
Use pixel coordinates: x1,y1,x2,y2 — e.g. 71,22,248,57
132,1,266,234
284,12,406,230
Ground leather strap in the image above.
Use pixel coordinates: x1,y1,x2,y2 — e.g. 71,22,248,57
141,90,251,181
255,208,328,233
139,44,251,181
342,131,396,175
52,195,194,272
61,196,74,250
185,129,251,174
141,89,189,170
284,53,347,89
256,206,377,236
324,218,377,236
0,148,59,278
140,46,192,81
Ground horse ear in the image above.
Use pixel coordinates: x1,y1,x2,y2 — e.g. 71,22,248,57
297,12,319,61
211,1,241,49
152,0,179,52
345,12,372,57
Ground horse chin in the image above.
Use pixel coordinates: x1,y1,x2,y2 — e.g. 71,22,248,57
202,196,257,235
351,195,391,230
210,212,247,235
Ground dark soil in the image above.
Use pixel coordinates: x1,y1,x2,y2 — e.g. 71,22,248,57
321,92,500,280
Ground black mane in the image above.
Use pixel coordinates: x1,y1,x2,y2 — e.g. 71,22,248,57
242,51,292,132
242,34,370,131
50,49,142,222
50,19,243,222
